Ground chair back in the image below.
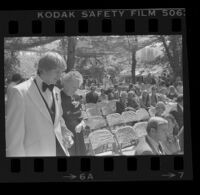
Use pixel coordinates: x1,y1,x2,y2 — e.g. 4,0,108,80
121,111,138,123
85,116,107,130
136,108,150,121
106,113,124,127
114,126,138,147
85,103,96,110
86,107,102,117
88,129,117,155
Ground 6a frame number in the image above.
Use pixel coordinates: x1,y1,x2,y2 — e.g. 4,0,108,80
80,173,94,181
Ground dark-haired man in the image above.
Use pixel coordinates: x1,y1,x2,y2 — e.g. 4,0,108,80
85,84,99,103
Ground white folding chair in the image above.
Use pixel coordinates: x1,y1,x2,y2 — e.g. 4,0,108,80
88,129,117,156
136,108,150,121
121,111,138,124
108,100,116,112
97,101,108,109
85,103,96,110
133,121,148,138
86,107,102,117
106,113,124,127
85,116,107,131
101,105,114,116
114,126,138,155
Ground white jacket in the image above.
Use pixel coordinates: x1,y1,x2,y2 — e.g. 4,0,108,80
6,77,69,157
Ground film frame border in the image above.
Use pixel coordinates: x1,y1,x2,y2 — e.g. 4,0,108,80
0,8,193,182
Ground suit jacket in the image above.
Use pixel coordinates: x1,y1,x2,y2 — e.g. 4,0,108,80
85,91,99,103
116,99,126,114
6,77,69,157
134,136,164,155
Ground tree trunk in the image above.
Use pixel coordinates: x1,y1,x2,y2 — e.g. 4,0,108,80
131,37,138,84
171,36,182,79
66,37,76,73
160,36,176,81
131,50,137,84
160,35,182,82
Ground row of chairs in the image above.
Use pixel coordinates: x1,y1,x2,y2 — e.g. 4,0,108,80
84,108,150,130
87,123,148,156
84,109,149,156
83,100,177,119
82,101,117,118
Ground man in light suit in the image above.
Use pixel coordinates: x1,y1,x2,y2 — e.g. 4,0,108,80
135,117,170,155
6,52,73,157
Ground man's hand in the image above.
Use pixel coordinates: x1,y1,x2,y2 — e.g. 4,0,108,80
63,135,74,149
75,120,86,133
61,126,74,137
61,126,74,148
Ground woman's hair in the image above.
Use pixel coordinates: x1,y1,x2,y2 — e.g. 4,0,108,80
169,85,176,92
155,101,166,111
120,91,128,98
142,90,148,98
128,90,135,98
176,94,183,104
177,81,182,85
37,52,66,74
151,86,157,92
61,70,83,87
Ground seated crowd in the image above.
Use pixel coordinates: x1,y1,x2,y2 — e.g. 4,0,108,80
74,80,184,156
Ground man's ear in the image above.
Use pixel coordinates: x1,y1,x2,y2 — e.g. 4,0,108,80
150,128,156,135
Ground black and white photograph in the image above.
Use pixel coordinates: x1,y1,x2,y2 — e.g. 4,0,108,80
4,35,184,157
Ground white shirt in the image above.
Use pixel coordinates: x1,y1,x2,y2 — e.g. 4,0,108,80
35,75,53,109
147,135,164,155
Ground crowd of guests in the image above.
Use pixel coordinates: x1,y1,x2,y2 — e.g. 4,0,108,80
82,76,184,155
5,51,184,157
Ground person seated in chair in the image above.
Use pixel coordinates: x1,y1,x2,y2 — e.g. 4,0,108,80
139,90,150,110
127,90,140,111
169,94,183,134
176,81,183,94
116,91,128,114
135,117,169,155
150,86,159,107
155,101,166,117
135,117,180,155
167,85,178,100
98,88,108,102
85,84,99,104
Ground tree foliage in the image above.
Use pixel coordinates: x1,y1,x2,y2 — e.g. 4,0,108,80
4,35,182,86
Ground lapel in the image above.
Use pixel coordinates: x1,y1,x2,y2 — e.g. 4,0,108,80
145,136,160,155
27,77,52,124
52,88,60,128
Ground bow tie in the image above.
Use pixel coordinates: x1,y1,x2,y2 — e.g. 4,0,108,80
42,82,55,92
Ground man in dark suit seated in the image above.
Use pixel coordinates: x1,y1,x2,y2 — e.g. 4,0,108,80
116,91,127,114
127,91,140,111
135,117,170,155
85,84,99,104
169,94,183,134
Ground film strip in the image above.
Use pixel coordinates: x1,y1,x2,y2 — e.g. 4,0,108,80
0,8,193,182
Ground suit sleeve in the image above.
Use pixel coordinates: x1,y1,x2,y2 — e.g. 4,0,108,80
6,87,26,157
